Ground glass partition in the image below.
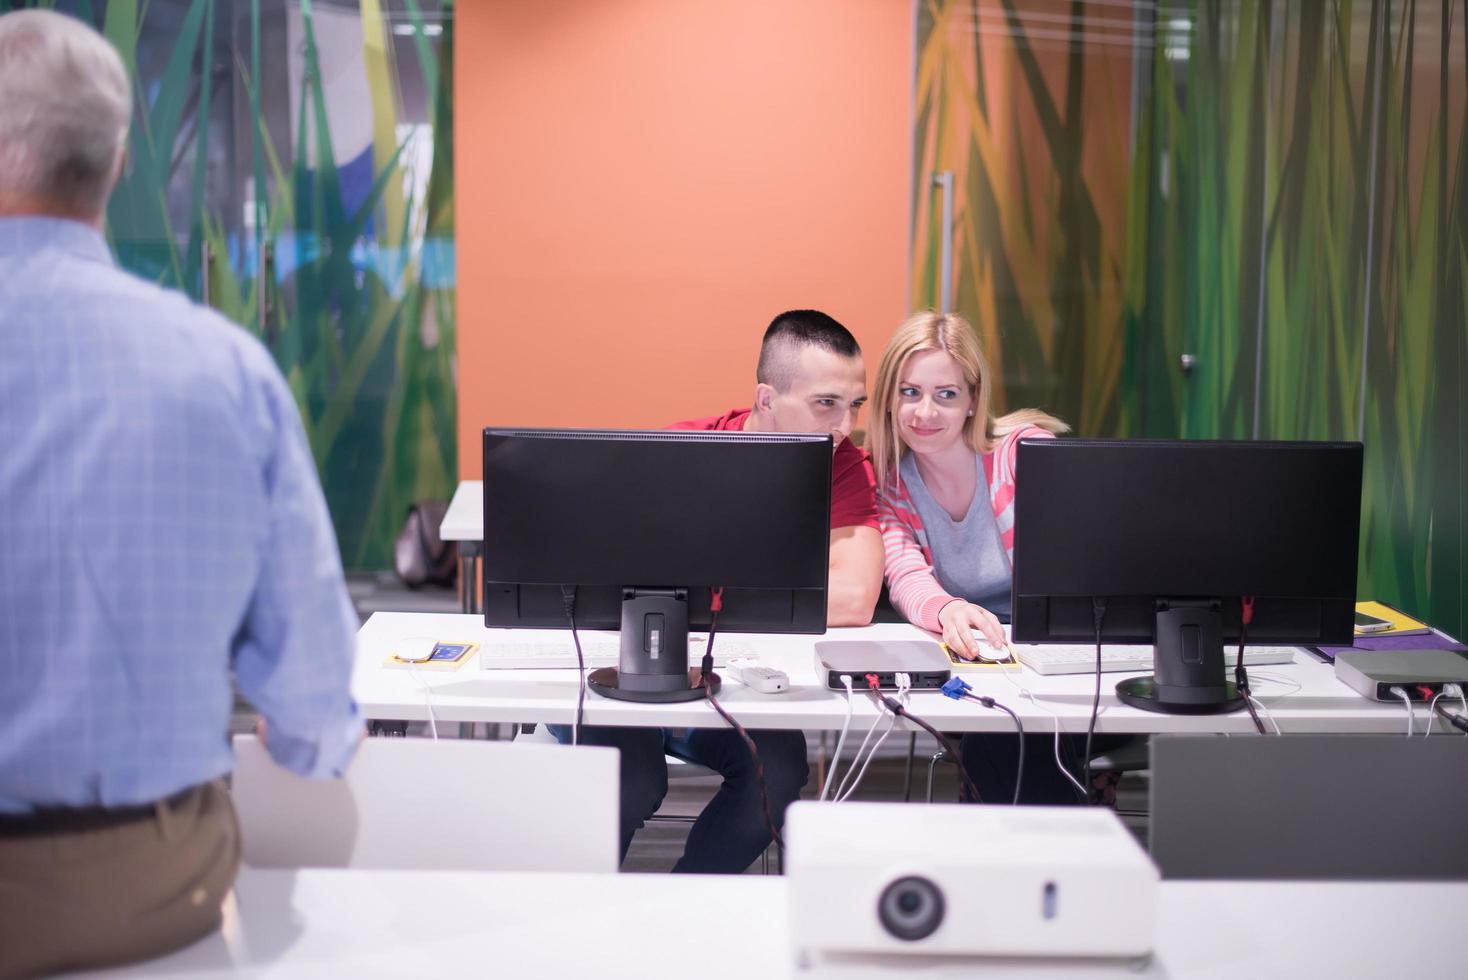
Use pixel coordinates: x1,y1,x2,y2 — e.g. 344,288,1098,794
912,0,1466,637
3,0,457,569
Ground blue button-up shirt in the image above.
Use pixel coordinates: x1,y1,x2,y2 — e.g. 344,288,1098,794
0,217,362,813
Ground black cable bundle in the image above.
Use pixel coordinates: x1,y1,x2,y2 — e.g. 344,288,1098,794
701,588,785,855
560,586,586,745
1235,596,1268,734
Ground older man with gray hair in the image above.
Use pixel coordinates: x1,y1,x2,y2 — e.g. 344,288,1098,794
0,11,362,977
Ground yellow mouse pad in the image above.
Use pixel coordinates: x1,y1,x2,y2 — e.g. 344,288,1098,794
383,641,478,671
941,643,1022,671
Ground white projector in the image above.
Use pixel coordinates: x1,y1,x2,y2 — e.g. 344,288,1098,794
785,801,1158,966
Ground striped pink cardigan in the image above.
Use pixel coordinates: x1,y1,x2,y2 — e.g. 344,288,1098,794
878,426,1055,632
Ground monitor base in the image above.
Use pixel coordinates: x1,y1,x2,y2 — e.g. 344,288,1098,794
587,667,721,703
1114,676,1246,715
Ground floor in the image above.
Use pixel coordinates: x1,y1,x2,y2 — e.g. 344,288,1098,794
339,571,1151,874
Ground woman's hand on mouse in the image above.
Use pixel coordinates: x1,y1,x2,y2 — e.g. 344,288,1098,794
938,599,1006,659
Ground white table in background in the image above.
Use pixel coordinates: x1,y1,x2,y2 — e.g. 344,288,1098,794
438,480,482,613
355,612,1427,735
86,868,1468,978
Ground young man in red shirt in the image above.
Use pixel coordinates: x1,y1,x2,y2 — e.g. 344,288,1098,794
554,310,883,873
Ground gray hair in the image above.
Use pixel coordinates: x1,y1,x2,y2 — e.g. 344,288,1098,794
0,9,131,216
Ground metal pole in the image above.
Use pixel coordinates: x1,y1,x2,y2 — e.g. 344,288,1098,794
934,171,955,313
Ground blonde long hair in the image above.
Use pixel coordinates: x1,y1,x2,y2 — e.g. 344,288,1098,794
868,311,1069,490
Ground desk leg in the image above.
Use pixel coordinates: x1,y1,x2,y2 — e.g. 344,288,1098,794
457,541,482,615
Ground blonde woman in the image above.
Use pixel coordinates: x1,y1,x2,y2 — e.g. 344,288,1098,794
870,312,1125,805
869,310,1066,659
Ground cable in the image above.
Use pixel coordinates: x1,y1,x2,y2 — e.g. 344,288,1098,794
1387,685,1415,737
407,664,439,740
1424,692,1446,737
1083,598,1105,803
1433,701,1468,735
940,678,1021,803
1245,669,1303,699
698,587,723,681
1245,693,1282,735
704,686,784,850
561,586,585,747
877,695,981,803
998,659,1088,798
1235,596,1268,735
834,691,892,801
836,675,905,802
943,688,1023,804
699,587,784,854
971,696,1024,804
820,674,856,801
1433,684,1468,735
836,675,905,801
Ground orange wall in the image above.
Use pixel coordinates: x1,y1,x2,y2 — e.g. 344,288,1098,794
455,0,913,477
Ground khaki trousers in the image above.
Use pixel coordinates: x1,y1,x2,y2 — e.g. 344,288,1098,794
0,781,240,979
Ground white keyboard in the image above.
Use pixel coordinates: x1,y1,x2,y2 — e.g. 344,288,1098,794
480,634,752,670
1011,644,1299,676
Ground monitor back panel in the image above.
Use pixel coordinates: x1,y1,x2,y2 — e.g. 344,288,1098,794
481,428,832,632
1149,734,1468,880
1012,439,1363,645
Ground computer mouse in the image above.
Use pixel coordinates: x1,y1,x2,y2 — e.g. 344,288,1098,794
395,636,438,662
969,631,1012,662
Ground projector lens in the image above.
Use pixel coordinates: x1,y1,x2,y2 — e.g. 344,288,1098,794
877,876,945,941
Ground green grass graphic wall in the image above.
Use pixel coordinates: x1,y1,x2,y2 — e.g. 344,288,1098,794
914,0,1466,639
4,0,457,569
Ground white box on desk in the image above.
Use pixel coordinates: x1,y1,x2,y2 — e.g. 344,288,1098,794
784,801,1158,964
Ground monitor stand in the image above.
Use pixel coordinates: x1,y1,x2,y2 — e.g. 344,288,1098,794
1114,600,1245,715
587,588,722,703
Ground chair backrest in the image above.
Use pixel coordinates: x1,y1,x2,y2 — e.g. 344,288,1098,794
1149,734,1468,879
231,735,618,872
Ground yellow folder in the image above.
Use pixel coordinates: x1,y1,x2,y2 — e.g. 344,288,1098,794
1355,601,1431,637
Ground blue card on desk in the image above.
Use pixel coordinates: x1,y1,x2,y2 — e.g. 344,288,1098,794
383,641,477,670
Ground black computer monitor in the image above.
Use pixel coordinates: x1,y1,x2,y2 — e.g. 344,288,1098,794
1011,438,1363,714
482,427,832,703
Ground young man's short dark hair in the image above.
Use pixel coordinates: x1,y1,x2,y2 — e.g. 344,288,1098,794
757,309,861,391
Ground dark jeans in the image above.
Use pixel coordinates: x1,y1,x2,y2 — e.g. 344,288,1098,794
547,724,808,873
959,733,1134,805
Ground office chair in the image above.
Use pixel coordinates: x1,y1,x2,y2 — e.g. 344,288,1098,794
231,734,619,872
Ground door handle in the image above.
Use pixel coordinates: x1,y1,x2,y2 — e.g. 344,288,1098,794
933,171,954,314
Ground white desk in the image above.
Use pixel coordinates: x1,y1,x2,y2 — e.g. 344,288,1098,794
439,481,483,613
86,867,1468,978
356,612,1424,734
438,480,482,543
